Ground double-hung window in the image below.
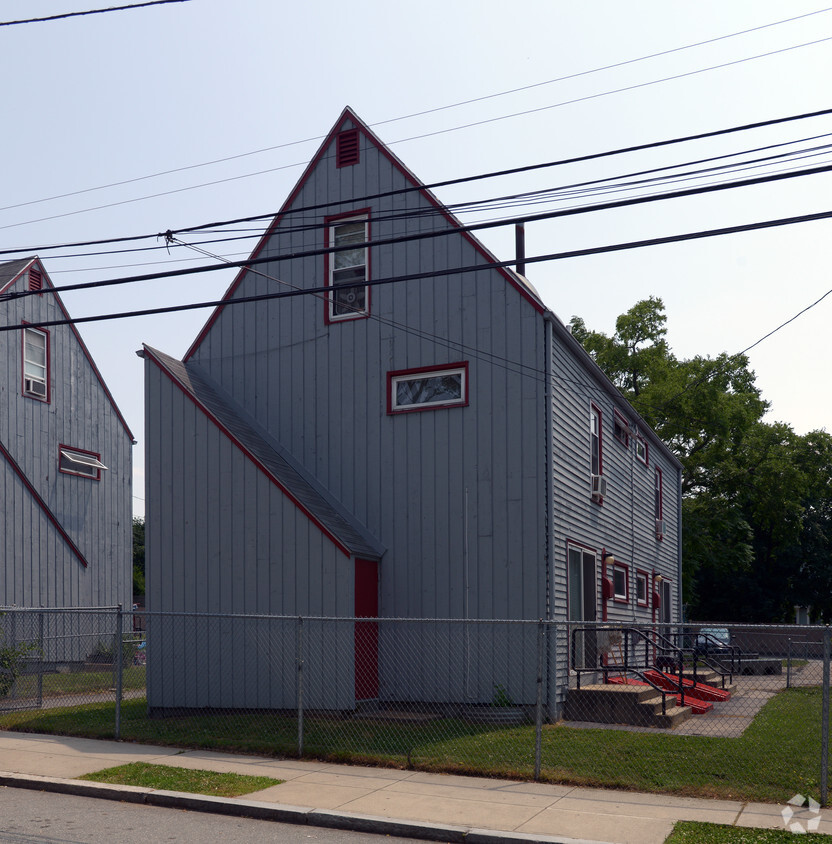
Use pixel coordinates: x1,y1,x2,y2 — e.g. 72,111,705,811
612,562,629,602
590,404,602,476
655,467,664,539
326,213,369,322
23,326,48,400
388,363,468,413
636,570,649,607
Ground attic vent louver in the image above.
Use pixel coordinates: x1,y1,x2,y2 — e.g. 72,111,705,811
336,129,360,168
29,268,42,291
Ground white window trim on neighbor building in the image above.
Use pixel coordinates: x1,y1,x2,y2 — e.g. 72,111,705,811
23,326,48,400
326,212,370,322
59,446,108,480
388,363,468,413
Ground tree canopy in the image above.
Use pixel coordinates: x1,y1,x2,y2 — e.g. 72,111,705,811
570,297,832,622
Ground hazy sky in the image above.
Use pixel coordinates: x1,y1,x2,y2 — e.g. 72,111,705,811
2,1,831,519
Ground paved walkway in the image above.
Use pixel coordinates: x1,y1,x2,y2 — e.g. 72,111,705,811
1,731,831,843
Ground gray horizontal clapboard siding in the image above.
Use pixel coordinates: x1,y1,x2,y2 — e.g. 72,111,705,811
0,258,133,612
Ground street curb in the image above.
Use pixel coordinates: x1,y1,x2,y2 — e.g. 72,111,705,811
0,772,611,844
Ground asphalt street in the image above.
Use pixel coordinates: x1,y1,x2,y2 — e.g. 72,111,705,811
0,787,426,844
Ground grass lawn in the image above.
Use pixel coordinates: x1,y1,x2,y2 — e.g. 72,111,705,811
666,821,828,842
80,761,282,797
13,666,146,697
0,687,827,805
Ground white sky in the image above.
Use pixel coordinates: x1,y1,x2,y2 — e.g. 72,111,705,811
2,1,831,519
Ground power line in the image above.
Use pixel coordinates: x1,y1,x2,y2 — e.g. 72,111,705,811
0,0,189,26
3,7,828,215
4,106,832,261
4,205,832,331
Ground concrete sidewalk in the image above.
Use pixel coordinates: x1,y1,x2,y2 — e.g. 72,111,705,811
1,731,830,843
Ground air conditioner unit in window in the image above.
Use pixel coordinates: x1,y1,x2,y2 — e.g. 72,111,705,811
656,519,666,538
24,378,46,398
591,474,607,500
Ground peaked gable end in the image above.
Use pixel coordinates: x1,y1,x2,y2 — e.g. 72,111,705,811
185,107,543,362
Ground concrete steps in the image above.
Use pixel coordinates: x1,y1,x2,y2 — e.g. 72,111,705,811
563,684,693,729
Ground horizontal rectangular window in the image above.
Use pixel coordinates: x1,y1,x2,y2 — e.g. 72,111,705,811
59,446,107,480
388,363,468,413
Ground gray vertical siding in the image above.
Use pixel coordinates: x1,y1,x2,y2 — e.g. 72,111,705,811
0,265,133,610
144,356,356,709
188,116,549,625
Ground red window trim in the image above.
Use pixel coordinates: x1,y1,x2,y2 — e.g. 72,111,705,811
21,322,50,403
612,560,629,603
635,568,650,607
336,128,360,168
324,208,371,324
613,409,630,447
387,361,469,414
58,443,103,481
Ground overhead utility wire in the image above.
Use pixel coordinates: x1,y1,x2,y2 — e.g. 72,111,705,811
3,7,828,214
0,0,189,26
7,158,832,302
33,132,832,266
5,31,832,234
4,105,832,258
4,207,832,328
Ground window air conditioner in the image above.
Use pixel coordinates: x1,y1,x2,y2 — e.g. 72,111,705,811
591,474,607,500
656,519,666,538
25,378,46,398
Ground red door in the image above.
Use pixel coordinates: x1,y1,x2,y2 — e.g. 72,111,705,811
354,559,379,700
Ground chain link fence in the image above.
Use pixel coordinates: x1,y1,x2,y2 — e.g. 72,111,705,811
0,607,829,805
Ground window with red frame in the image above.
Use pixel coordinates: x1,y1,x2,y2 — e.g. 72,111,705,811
327,215,369,321
613,410,629,447
59,446,107,480
23,326,48,400
388,363,468,413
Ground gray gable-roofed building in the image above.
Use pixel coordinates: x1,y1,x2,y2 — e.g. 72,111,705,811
142,107,683,713
0,257,134,610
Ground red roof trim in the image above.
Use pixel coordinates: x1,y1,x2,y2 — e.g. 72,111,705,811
3,259,134,441
0,437,89,567
144,346,352,559
184,107,543,362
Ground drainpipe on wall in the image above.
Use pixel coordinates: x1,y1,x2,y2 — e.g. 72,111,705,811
515,223,526,277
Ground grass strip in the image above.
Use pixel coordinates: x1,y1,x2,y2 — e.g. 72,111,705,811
2,687,827,805
80,761,282,797
665,821,828,842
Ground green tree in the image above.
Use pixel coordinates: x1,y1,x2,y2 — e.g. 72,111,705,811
132,517,145,598
570,298,831,622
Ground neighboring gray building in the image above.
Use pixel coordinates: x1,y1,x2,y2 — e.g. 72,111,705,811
0,257,134,609
142,107,683,712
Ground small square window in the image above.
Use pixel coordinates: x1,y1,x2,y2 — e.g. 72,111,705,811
388,363,468,413
613,410,629,447
59,446,107,480
635,436,648,465
613,563,628,602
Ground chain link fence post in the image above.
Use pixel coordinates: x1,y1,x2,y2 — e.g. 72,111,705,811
822,625,830,807
534,619,544,781
296,616,304,757
114,604,123,739
36,610,44,706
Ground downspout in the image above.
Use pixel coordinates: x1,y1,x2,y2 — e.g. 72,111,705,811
677,469,684,622
544,314,556,719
